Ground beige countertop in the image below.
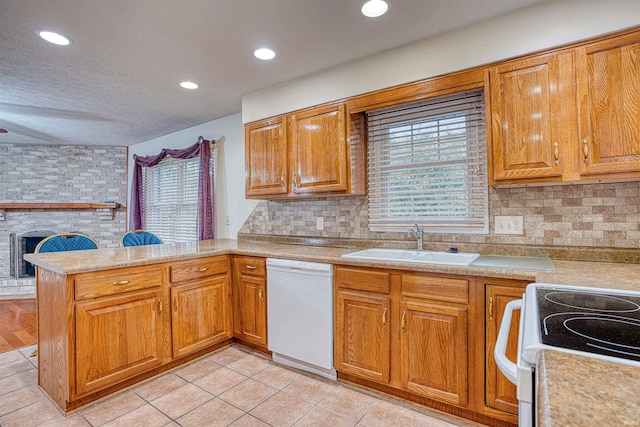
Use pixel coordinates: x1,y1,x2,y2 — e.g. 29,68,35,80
537,350,640,427
24,238,640,291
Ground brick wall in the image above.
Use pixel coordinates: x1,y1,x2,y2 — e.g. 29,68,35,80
0,143,127,296
240,182,640,249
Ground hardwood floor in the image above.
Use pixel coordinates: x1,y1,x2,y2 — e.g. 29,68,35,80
0,299,37,354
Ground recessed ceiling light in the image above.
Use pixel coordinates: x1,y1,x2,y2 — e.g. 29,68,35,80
253,48,276,61
180,81,199,90
361,0,389,17
0,129,7,134
37,30,71,46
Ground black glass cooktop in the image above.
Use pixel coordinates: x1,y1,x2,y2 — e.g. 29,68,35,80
536,288,640,362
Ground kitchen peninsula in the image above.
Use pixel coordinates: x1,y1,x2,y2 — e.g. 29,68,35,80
26,239,640,425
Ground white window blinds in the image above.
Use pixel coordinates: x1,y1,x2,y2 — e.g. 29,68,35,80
367,88,488,233
142,149,215,243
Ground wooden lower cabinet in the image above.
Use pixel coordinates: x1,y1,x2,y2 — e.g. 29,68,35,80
400,300,468,406
233,256,268,347
171,275,232,358
75,287,166,396
335,289,391,383
485,283,524,416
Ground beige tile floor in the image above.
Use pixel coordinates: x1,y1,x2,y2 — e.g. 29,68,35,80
0,344,479,427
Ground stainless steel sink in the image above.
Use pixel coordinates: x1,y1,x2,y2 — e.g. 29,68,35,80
342,248,480,266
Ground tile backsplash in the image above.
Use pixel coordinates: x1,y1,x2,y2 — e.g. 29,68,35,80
240,182,640,249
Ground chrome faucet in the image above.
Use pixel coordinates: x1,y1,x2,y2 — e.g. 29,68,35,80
408,224,424,251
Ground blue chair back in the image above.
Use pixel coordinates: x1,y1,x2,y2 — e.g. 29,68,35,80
35,233,100,253
121,230,163,247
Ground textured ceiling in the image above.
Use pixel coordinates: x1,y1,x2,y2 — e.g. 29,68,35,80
0,0,545,147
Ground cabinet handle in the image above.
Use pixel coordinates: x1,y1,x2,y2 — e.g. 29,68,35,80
553,142,559,165
489,297,494,322
281,172,285,187
582,139,589,164
245,265,257,270
195,266,209,272
259,287,264,301
401,310,407,332
112,280,131,286
157,298,162,315
382,308,387,327
173,295,178,312
293,173,299,187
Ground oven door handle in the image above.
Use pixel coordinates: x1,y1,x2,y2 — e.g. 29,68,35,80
494,299,522,385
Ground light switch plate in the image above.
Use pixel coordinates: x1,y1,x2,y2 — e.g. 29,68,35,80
495,215,524,235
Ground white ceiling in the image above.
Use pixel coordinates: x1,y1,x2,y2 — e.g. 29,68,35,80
0,0,546,147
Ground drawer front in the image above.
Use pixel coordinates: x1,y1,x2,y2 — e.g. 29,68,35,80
234,256,266,277
170,256,229,283
401,274,469,304
336,266,390,294
75,267,163,300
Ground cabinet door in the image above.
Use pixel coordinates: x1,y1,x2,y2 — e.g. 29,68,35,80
400,300,468,407
171,275,232,358
490,54,563,181
75,288,165,396
234,274,267,346
577,34,640,177
245,117,288,197
335,290,390,383
485,285,522,415
291,103,348,194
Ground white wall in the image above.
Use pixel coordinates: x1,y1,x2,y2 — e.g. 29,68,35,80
127,113,257,239
242,0,640,123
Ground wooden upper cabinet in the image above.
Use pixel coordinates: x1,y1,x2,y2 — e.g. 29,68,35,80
245,117,288,197
577,32,640,178
490,54,564,182
291,103,348,194
245,102,365,199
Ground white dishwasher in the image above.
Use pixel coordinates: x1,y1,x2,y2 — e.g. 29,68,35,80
266,258,336,380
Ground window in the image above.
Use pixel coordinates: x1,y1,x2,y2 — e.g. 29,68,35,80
367,88,488,233
142,150,215,242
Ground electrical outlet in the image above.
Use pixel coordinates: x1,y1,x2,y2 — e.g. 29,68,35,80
225,215,230,226
495,216,524,235
316,217,324,231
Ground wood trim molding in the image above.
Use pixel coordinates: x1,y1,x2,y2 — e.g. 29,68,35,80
0,202,121,209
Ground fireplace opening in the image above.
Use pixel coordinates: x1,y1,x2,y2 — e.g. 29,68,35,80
10,230,56,279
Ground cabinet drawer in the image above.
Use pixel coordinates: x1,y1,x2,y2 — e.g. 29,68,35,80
234,256,266,277
401,274,469,304
75,267,163,300
336,266,390,294
170,256,229,283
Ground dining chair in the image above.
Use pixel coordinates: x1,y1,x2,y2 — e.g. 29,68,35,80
34,232,100,253
120,230,163,247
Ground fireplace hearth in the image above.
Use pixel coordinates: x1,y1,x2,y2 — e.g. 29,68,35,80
10,230,56,279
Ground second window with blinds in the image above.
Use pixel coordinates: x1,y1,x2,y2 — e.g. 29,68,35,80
142,155,208,243
367,88,488,233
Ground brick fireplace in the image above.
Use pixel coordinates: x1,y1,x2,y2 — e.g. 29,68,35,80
0,143,128,297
